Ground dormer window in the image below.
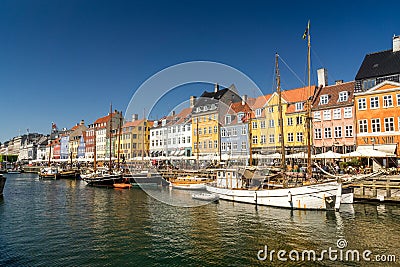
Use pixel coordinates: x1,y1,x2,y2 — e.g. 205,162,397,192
255,108,262,118
295,102,304,111
237,112,244,123
338,91,348,102
319,95,329,105
225,115,232,124
362,79,375,90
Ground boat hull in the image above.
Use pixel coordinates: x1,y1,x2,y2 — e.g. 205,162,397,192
0,175,6,196
192,193,219,202
170,183,206,190
82,175,124,187
205,182,341,210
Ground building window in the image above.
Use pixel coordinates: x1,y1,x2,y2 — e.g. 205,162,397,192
233,142,238,150
359,119,368,133
198,128,202,135
232,128,237,136
397,94,400,106
269,134,274,143
333,108,341,120
383,95,393,107
238,112,244,122
261,135,266,144
225,115,232,124
287,117,293,126
268,107,274,113
358,98,366,110
252,121,258,129
295,102,304,111
252,136,258,144
334,126,342,138
344,107,352,118
221,129,226,137
242,126,247,135
324,128,332,138
296,132,303,142
208,127,212,134
221,142,226,151
371,118,381,133
370,96,379,109
256,108,262,118
338,91,348,102
384,117,394,132
296,116,303,125
269,120,275,128
313,111,321,121
287,133,294,142
241,141,247,150
203,141,207,149
345,125,353,137
260,121,266,129
323,110,331,120
214,126,218,133
209,140,213,149
314,128,322,139
187,136,191,143
319,95,329,105
362,79,375,90
214,140,218,148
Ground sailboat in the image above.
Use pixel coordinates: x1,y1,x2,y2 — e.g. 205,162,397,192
81,105,124,187
205,25,342,210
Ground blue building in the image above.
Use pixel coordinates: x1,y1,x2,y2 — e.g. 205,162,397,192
60,135,69,159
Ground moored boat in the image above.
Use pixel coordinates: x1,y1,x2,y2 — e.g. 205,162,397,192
169,176,212,190
81,168,123,187
206,169,341,210
38,167,58,179
192,192,219,202
113,183,132,189
58,169,80,179
0,174,6,196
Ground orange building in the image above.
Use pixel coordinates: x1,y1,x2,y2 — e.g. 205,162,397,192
354,81,400,157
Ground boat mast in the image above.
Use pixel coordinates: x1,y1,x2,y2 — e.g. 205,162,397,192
117,113,122,170
109,103,113,173
142,108,145,160
305,21,312,178
196,118,199,168
48,141,52,166
275,53,286,171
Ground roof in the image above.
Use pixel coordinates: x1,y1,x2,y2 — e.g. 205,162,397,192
355,49,400,80
312,81,355,109
94,111,120,124
282,86,313,113
193,84,240,108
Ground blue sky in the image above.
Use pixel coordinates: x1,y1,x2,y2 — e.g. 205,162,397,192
1,0,399,142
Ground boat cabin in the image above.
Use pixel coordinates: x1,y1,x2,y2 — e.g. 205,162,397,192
215,169,242,189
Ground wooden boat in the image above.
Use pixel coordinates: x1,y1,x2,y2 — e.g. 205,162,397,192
192,193,219,202
206,169,341,210
58,169,80,179
81,168,123,187
38,167,58,179
0,174,6,196
169,176,212,190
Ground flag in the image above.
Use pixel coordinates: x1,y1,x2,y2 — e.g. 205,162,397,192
302,20,310,39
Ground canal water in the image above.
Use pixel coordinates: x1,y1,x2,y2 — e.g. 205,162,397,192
1,173,400,266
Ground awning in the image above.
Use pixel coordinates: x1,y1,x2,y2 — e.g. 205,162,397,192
313,150,343,159
357,144,397,155
178,150,185,156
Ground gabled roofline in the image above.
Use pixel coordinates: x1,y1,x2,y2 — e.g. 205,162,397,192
354,80,400,96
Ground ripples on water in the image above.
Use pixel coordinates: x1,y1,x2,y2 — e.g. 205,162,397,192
1,173,400,266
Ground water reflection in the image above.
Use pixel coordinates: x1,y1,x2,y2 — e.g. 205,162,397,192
0,174,400,266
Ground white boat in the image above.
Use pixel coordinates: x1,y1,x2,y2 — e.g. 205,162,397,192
38,167,59,179
340,187,354,204
169,176,211,190
205,169,341,210
192,193,219,202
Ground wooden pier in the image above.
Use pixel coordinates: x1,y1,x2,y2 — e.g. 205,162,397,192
346,175,400,202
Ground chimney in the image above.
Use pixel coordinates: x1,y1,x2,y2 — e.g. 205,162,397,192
335,80,344,85
241,95,248,105
317,68,328,87
190,96,196,108
171,110,175,116
80,120,85,125
393,35,400,52
214,83,219,93
132,114,138,122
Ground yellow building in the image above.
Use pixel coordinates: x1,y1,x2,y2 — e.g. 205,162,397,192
249,95,271,154
191,84,241,157
68,120,87,159
117,115,153,160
